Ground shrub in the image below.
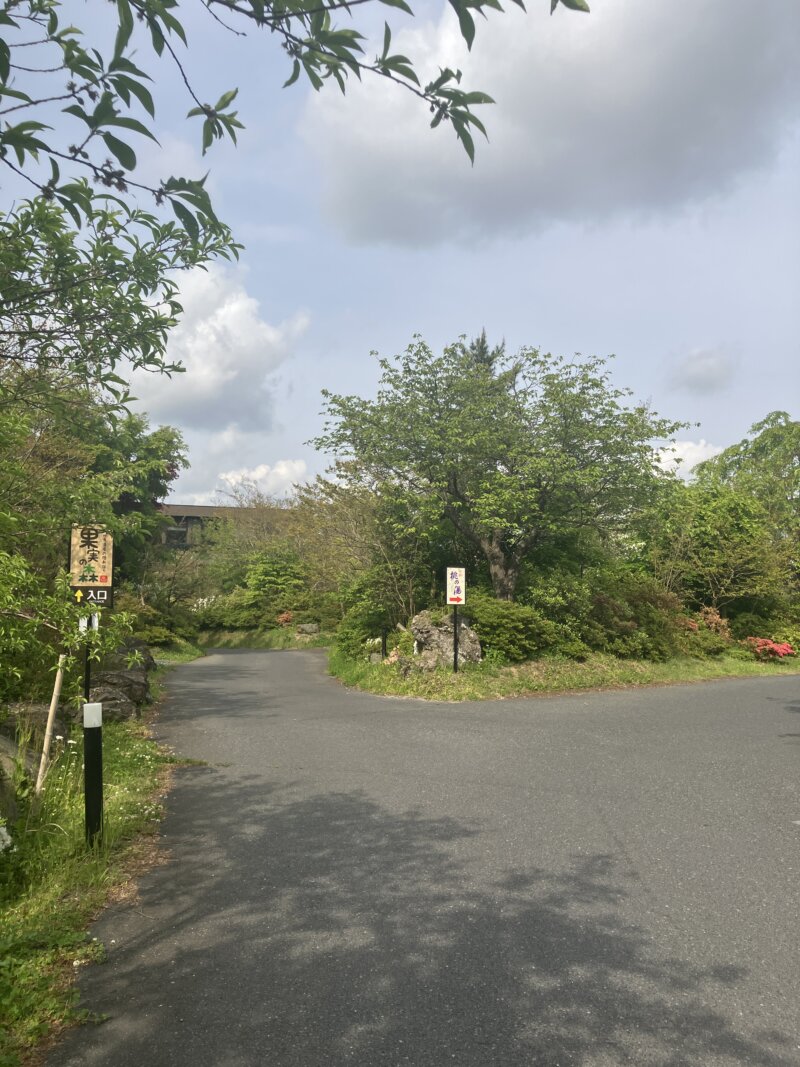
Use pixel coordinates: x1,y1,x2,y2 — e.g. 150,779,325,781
680,623,731,658
743,637,796,661
587,573,684,662
464,591,559,663
728,612,772,641
770,623,800,649
697,607,731,638
336,603,392,660
194,586,271,631
245,547,308,613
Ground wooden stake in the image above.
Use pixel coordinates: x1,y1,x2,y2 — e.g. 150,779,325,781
35,654,66,797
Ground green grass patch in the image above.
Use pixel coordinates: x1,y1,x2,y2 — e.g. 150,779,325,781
197,628,333,651
328,649,800,702
151,635,205,665
0,721,177,1066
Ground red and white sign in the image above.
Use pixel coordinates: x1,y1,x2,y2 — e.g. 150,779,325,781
446,567,466,605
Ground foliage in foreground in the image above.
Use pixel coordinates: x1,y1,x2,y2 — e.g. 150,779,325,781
0,721,175,1066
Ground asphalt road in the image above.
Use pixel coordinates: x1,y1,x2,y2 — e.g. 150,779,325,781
47,650,800,1067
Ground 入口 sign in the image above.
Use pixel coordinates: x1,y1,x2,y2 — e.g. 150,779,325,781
446,568,466,605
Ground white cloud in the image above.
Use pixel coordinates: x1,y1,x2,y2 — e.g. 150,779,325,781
131,265,309,432
669,347,739,395
219,459,309,496
660,439,723,478
134,134,212,192
303,0,800,246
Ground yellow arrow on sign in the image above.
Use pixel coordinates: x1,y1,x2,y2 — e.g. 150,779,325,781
74,589,84,602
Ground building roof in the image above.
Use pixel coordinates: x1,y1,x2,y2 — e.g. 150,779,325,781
157,504,246,519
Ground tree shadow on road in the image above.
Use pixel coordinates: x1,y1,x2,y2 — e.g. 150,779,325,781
51,767,797,1067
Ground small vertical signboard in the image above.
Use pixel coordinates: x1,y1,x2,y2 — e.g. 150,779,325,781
446,568,466,605
69,524,114,608
446,568,466,673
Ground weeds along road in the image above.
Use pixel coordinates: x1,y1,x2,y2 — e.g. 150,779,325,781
48,649,800,1067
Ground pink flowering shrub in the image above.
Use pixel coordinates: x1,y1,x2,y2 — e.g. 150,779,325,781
276,610,293,627
744,637,796,661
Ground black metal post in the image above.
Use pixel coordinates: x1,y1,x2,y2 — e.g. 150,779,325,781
453,604,459,673
381,628,388,659
83,703,103,847
83,617,102,846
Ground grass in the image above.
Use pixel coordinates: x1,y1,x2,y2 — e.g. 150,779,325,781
150,635,205,665
197,628,333,651
328,648,800,702
0,718,181,1067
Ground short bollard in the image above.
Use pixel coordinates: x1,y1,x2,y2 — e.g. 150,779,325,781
83,702,103,847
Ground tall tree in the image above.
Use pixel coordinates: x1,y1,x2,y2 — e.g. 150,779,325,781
314,337,682,600
693,412,799,539
649,481,791,612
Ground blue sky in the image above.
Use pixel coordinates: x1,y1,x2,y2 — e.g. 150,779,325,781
121,0,800,501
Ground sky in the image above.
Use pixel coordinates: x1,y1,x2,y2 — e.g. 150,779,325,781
123,0,800,502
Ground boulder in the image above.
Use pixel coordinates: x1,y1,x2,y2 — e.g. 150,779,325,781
296,623,320,636
86,685,138,722
2,702,70,745
102,638,157,674
409,610,482,668
92,666,150,706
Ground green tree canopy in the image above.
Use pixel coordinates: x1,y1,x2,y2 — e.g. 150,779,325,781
694,412,800,538
649,481,791,613
314,336,682,600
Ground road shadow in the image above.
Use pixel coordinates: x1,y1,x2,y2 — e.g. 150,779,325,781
49,765,796,1067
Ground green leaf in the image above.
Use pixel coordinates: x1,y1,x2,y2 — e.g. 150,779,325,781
115,75,156,118
171,199,200,242
0,38,10,83
377,0,414,13
449,0,476,49
202,119,215,154
103,132,137,169
214,88,238,111
459,91,495,106
62,104,92,126
283,60,301,88
107,116,160,142
56,196,83,228
556,0,590,10
115,0,134,57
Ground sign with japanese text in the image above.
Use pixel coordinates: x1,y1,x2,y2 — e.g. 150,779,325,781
446,567,466,605
72,586,114,608
70,525,114,607
70,525,113,587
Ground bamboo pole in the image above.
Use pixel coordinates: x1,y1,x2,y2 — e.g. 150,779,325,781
35,654,66,797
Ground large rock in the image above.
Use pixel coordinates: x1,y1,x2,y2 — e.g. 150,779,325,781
92,666,150,706
409,610,482,668
296,623,320,635
86,685,138,722
2,702,70,745
102,638,157,674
